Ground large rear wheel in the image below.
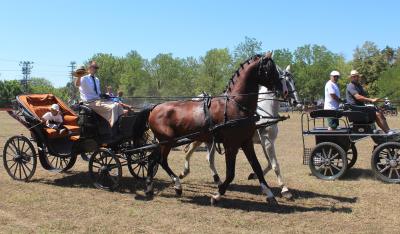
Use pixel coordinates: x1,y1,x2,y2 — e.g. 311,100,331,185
3,136,37,181
309,142,348,180
371,142,400,183
127,150,158,180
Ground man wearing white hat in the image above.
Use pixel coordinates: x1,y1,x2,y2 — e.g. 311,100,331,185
346,70,392,134
324,70,341,130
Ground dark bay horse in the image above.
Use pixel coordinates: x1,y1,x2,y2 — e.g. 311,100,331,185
137,52,281,205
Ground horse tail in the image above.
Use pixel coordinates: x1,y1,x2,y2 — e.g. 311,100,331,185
133,105,155,140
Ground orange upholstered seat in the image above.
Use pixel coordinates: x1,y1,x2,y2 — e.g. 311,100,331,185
17,94,80,139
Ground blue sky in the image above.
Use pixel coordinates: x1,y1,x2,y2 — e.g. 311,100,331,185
0,0,399,87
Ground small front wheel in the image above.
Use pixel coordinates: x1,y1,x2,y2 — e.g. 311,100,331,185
89,149,122,190
371,142,400,183
3,136,37,181
309,142,348,180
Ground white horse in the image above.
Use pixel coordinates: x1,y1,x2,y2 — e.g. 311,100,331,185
179,65,300,200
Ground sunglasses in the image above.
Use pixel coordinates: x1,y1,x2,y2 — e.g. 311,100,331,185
90,66,99,69
333,75,340,78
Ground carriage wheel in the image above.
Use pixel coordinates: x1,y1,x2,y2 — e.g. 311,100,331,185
309,142,348,180
347,144,358,169
127,150,158,180
371,142,400,183
3,136,37,181
89,149,122,190
39,153,78,172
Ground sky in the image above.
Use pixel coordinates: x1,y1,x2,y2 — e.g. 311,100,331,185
0,0,399,87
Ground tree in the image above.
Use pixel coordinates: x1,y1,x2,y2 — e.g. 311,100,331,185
273,49,293,68
378,63,400,99
352,41,389,95
292,44,343,102
196,48,233,95
233,37,263,66
0,80,22,107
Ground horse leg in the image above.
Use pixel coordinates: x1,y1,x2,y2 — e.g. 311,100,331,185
158,145,183,196
248,127,273,180
210,147,237,205
241,139,278,205
179,141,201,179
206,142,221,185
268,150,293,200
145,147,161,197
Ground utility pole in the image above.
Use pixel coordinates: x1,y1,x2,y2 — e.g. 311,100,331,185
68,61,77,104
19,61,34,93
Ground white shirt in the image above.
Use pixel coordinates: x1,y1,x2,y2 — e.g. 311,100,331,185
324,80,340,110
79,75,101,102
42,112,63,128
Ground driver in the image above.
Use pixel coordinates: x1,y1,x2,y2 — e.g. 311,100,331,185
74,61,125,127
346,70,393,134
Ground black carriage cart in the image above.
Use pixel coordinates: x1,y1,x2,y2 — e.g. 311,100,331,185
301,106,400,183
3,94,158,190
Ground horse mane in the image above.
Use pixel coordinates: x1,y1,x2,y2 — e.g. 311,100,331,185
224,54,263,93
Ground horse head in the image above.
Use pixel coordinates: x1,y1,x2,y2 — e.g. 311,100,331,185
256,52,280,90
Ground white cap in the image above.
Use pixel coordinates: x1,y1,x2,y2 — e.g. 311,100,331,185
350,70,360,76
330,70,340,77
50,104,60,112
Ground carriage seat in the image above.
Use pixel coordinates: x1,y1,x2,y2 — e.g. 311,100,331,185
308,127,350,135
19,94,80,139
310,109,343,119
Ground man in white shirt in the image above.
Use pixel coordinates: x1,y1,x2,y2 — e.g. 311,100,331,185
324,70,341,130
74,61,124,127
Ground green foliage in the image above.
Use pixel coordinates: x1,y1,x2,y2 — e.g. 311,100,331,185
1,38,399,106
352,41,390,95
378,64,400,99
0,80,22,107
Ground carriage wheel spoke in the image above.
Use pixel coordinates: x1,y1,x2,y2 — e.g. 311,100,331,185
331,164,341,172
395,168,400,178
380,165,390,173
20,162,28,178
9,161,17,171
330,153,339,160
323,167,328,176
389,168,393,178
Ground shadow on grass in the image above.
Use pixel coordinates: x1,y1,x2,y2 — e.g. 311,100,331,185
179,195,352,214
227,184,357,203
30,171,170,196
341,168,375,181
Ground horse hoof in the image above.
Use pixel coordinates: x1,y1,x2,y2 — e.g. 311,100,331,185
266,197,279,206
175,188,183,197
210,197,219,206
178,174,185,179
247,173,257,180
213,175,221,185
281,191,294,201
145,190,154,197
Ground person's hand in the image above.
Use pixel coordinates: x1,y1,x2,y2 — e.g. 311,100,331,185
370,98,379,103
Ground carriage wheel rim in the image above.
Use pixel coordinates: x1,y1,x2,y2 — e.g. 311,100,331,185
310,143,347,180
89,150,121,190
375,146,400,180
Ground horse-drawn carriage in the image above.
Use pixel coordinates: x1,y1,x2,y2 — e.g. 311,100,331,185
302,105,400,183
3,94,159,190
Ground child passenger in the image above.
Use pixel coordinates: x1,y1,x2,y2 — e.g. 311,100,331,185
42,104,67,135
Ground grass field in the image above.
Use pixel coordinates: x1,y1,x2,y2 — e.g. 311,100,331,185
0,111,399,233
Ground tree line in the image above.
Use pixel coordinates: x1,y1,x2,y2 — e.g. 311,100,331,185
1,37,399,107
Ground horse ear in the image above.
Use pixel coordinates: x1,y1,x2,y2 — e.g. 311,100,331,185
265,51,273,59
285,65,291,72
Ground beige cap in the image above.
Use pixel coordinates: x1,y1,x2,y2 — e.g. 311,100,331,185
350,70,360,76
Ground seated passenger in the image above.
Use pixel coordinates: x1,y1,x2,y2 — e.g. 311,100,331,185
324,70,341,130
42,104,68,135
346,70,393,134
74,61,125,127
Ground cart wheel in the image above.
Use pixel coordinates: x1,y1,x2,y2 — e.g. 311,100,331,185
39,153,78,172
347,144,358,169
371,142,400,183
89,149,122,190
309,142,348,180
127,151,158,180
3,136,37,181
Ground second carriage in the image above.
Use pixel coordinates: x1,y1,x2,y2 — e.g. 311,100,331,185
301,105,400,183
